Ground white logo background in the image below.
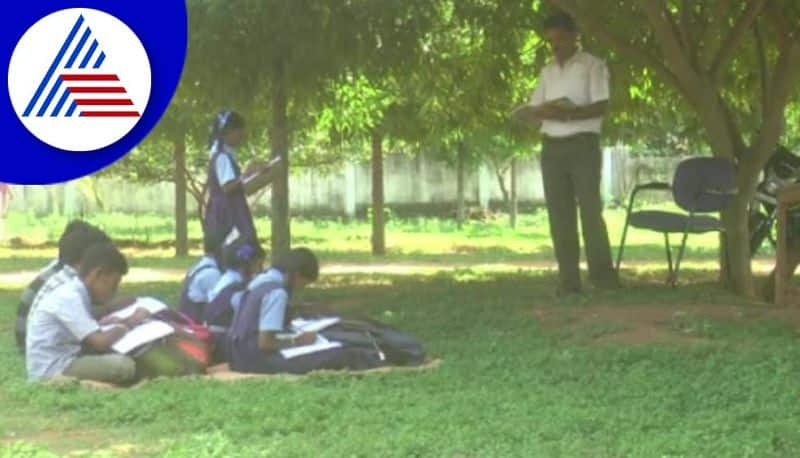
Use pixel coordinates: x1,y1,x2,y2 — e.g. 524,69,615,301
7,8,151,152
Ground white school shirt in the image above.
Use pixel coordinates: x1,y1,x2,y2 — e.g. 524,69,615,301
28,265,79,318
186,256,221,303
209,141,237,186
26,277,99,381
529,50,610,138
249,269,289,332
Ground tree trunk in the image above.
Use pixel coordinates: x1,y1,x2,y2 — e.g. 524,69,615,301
720,192,755,297
456,143,466,229
495,166,510,206
173,134,189,257
270,57,291,261
371,132,386,256
510,158,518,229
185,169,207,220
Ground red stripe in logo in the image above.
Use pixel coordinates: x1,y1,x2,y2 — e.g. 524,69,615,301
75,99,134,106
80,111,140,117
60,74,120,81
68,87,127,93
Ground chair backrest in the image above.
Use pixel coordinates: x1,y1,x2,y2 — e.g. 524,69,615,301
672,157,736,213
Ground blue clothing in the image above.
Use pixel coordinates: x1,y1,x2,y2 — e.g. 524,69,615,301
208,270,243,303
179,256,220,322
226,277,379,374
187,257,221,303
215,150,236,187
250,269,288,332
204,143,259,246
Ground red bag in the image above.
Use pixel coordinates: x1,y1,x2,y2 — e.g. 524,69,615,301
132,310,213,378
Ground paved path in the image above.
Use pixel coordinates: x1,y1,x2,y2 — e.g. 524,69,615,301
0,260,780,287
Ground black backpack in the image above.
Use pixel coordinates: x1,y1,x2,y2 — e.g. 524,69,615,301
320,318,425,366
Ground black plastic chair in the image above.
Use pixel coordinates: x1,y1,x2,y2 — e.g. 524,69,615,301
615,157,737,286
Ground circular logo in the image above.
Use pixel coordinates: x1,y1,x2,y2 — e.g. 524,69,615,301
8,8,151,152
0,1,186,185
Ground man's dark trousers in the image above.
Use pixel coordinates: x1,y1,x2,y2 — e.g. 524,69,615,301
540,133,618,292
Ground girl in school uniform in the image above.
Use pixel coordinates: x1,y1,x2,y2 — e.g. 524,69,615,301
227,248,379,374
178,232,223,322
204,239,265,329
204,110,259,246
204,239,265,363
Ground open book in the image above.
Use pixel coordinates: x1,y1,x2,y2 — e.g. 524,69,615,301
511,97,578,123
280,334,342,359
108,297,168,321
290,317,341,335
105,320,175,354
544,96,578,110
275,317,343,359
242,156,281,196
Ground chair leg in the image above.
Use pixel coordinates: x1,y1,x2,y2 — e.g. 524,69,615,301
616,215,632,271
670,227,691,288
663,233,673,283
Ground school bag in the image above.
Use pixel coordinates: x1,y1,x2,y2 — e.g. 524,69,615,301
318,318,426,366
131,310,212,379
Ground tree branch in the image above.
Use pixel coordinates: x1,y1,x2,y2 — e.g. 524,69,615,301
639,0,743,158
710,0,769,82
636,0,698,86
545,0,682,90
677,0,692,53
753,20,769,122
719,98,747,157
749,39,800,171
183,165,207,217
702,0,732,66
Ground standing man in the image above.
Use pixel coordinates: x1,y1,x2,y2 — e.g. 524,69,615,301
525,12,619,294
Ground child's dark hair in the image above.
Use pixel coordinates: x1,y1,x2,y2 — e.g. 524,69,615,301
79,242,129,277
223,239,266,271
60,220,93,240
208,110,246,149
59,227,112,266
272,247,319,282
56,220,95,265
543,11,577,33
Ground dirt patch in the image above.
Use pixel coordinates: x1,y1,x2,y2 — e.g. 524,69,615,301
533,303,800,345
43,359,443,390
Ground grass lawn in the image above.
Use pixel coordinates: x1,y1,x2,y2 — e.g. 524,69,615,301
1,212,798,457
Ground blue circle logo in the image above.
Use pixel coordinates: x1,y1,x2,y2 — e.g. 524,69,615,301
2,1,187,184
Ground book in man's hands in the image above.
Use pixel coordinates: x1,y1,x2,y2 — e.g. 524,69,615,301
241,156,281,196
544,96,578,110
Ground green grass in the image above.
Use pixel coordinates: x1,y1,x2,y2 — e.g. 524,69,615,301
0,207,763,271
1,213,797,456
2,271,800,457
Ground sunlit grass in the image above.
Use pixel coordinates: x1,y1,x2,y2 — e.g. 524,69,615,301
0,207,731,262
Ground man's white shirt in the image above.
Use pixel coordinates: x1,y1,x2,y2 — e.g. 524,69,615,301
529,50,609,138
